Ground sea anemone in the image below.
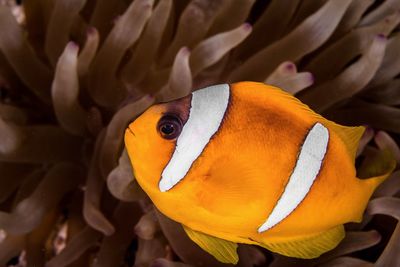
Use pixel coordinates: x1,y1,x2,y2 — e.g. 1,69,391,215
0,0,399,266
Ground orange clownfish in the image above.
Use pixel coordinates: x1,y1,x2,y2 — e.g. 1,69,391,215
125,82,395,264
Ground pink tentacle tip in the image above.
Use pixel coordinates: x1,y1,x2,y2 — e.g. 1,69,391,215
376,34,387,41
113,15,121,25
87,26,97,35
144,94,155,102
374,130,386,139
181,47,191,55
149,260,163,267
308,73,315,83
284,62,296,73
67,41,79,51
364,126,374,135
243,22,252,31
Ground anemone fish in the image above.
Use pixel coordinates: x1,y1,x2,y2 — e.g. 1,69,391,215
124,82,395,264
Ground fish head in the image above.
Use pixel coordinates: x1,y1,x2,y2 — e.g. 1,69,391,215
124,93,191,198
124,83,284,234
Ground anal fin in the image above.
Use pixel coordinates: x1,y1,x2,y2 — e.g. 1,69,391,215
261,225,345,259
183,225,239,264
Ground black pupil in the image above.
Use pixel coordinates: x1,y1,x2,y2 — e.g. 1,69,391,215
158,115,182,139
161,124,175,135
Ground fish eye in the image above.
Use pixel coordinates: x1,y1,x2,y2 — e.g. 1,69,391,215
157,114,183,140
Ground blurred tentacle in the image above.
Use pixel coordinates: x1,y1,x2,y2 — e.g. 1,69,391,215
300,35,387,112
190,23,252,78
0,104,28,124
121,0,173,88
367,197,400,267
52,42,88,136
99,95,154,177
156,210,233,267
288,0,327,29
135,209,159,240
373,171,400,198
26,210,58,266
88,0,154,107
77,27,99,77
207,0,255,36
330,0,374,40
12,169,44,207
45,0,86,65
228,0,352,82
0,5,52,103
93,202,142,267
374,131,400,163
89,0,127,41
0,117,22,155
237,0,300,59
23,0,55,52
0,163,33,203
156,47,192,102
0,233,25,265
83,131,115,236
160,0,226,67
319,231,381,262
0,119,84,163
305,12,400,84
0,163,83,235
265,62,314,95
368,33,400,87
364,79,400,106
107,149,145,202
134,237,166,267
318,256,373,267
356,127,374,156
150,258,194,267
45,227,102,267
328,101,400,133
360,0,400,26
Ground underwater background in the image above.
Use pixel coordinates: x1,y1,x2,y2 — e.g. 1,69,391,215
0,0,399,266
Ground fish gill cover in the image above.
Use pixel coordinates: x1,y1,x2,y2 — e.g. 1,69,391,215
0,0,399,266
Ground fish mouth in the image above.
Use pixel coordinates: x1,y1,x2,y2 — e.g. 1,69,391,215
126,126,136,137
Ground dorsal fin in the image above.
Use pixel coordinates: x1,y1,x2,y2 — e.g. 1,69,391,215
260,225,345,259
262,84,365,160
183,225,239,264
323,122,365,160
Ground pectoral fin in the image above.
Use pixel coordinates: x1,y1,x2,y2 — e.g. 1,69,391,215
183,225,239,264
260,225,345,259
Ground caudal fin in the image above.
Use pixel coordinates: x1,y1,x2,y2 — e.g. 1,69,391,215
359,149,396,190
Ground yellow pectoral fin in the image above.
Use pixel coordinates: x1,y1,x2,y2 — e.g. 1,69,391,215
183,225,239,264
260,225,345,259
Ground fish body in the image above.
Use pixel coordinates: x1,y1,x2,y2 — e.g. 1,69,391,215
125,82,394,263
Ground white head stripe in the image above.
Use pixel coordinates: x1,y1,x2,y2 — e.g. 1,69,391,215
258,123,329,233
159,84,230,192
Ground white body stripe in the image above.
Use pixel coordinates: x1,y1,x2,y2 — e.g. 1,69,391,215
159,84,230,192
258,123,329,233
